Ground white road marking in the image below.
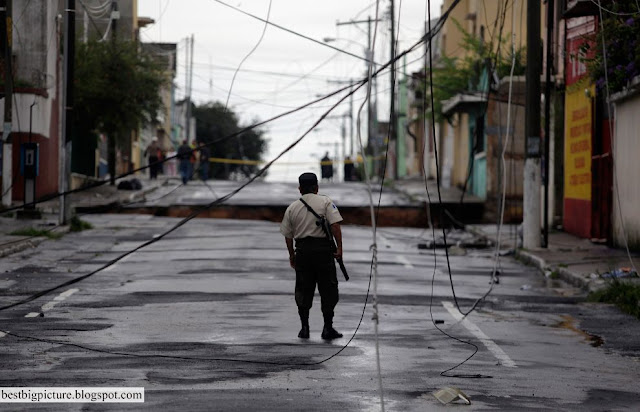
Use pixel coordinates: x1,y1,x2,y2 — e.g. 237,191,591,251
0,330,6,339
442,301,517,368
24,288,79,318
395,255,414,269
104,255,131,272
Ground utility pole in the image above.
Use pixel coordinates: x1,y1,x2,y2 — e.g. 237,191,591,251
183,35,189,141
423,20,430,180
108,0,119,185
1,0,12,207
542,0,554,248
185,34,194,143
349,87,354,157
336,16,381,172
524,0,541,249
389,0,397,180
59,0,75,223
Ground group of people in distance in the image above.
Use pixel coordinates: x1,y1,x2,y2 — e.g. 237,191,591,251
144,138,211,184
320,151,361,182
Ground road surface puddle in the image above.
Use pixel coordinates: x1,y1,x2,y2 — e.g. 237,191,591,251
553,314,604,347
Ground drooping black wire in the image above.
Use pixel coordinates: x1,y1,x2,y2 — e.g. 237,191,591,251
210,0,371,64
424,0,491,379
0,330,328,366
224,0,273,111
429,0,512,319
455,0,511,209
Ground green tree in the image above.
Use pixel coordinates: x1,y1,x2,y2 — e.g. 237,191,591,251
194,102,267,179
582,4,640,93
74,39,166,184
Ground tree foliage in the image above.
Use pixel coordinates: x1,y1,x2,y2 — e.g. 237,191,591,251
194,102,268,179
582,5,640,93
75,39,166,141
425,18,526,120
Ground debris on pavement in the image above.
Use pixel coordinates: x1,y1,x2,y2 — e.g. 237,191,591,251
600,267,638,279
117,178,143,191
432,387,471,405
416,229,491,250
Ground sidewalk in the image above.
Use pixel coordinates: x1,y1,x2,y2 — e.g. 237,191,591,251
467,224,640,293
390,178,639,292
0,177,166,258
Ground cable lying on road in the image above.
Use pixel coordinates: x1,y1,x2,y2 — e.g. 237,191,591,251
0,330,331,366
421,0,511,379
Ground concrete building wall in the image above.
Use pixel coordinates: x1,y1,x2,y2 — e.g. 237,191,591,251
485,98,526,221
13,0,49,87
440,0,471,59
612,92,640,250
452,112,470,187
1,1,62,200
440,0,528,60
435,0,530,198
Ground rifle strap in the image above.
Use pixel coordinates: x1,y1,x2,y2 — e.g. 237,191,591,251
299,198,323,221
299,198,331,240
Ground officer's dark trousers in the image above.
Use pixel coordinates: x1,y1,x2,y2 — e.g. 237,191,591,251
294,237,339,325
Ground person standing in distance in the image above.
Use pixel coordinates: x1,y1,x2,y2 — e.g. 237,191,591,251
280,172,344,340
177,139,192,184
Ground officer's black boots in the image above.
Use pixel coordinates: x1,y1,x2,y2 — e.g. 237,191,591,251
298,309,310,339
298,325,310,339
321,325,343,340
321,318,343,340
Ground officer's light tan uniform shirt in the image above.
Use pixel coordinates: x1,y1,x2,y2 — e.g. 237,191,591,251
280,193,343,239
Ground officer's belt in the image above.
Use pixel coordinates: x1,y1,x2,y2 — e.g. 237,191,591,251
295,237,331,249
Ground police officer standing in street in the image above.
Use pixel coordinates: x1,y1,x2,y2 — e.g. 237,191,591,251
280,172,344,340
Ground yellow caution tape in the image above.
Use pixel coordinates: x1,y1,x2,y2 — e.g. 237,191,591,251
207,155,381,166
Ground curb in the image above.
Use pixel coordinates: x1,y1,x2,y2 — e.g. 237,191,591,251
515,249,603,292
466,225,603,293
0,237,46,258
0,225,70,259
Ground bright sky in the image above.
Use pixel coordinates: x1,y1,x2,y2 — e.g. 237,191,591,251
138,0,443,181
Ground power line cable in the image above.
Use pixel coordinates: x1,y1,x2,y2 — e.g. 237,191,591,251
77,0,107,38
188,61,343,82
80,0,111,14
209,0,371,63
423,0,499,379
422,0,481,380
360,1,385,406
224,0,273,111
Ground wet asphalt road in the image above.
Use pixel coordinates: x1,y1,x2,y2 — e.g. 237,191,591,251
1,214,640,411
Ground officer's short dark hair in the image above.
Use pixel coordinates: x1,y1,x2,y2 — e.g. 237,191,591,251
299,172,318,194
